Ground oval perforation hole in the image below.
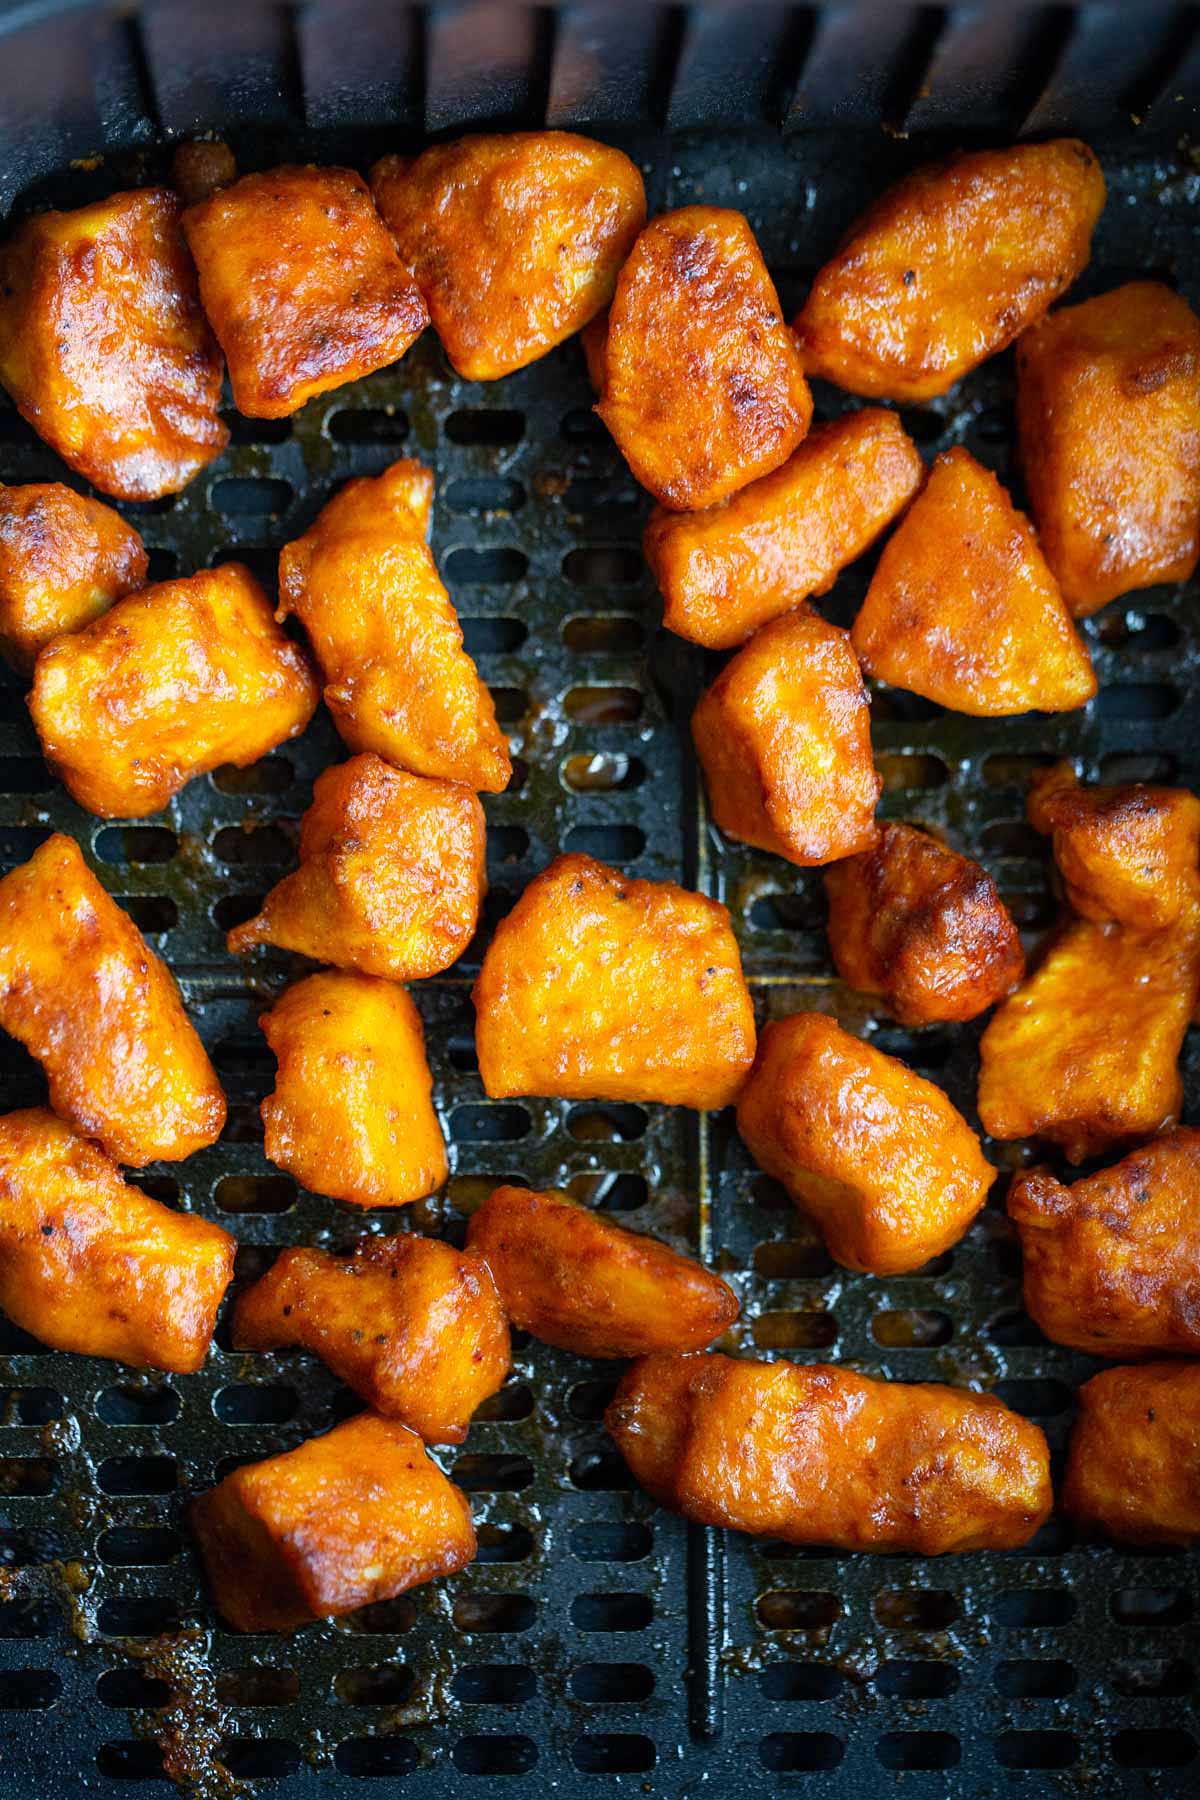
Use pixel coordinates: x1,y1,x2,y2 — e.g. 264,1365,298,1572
570,1449,637,1492
98,1597,180,1637
333,1664,413,1707
563,824,646,862
214,1666,299,1707
212,757,294,796
752,1311,838,1350
1099,751,1178,783
446,409,525,446
97,1668,172,1709
327,408,409,444
445,476,526,514
753,1239,834,1280
219,1739,301,1781
874,1589,959,1630
747,889,823,933
562,546,642,586
566,1102,646,1143
877,1660,959,1699
1111,1587,1191,1627
561,752,645,793
756,1591,840,1631
95,1386,180,1426
1112,1658,1193,1698
444,547,528,585
213,1384,298,1425
117,895,177,934
877,751,949,792
460,616,528,655
3,1388,63,1426
341,1595,417,1635
475,1523,534,1564
453,1664,536,1705
94,826,177,866
871,1309,953,1348
995,1378,1071,1417
98,1527,181,1567
451,1105,531,1144
212,824,296,868
562,613,643,653
453,1594,536,1635
214,1175,296,1215
568,1379,619,1423
211,477,293,519
452,1454,534,1493
1096,683,1179,721
0,1458,56,1496
571,1592,653,1633
97,1456,176,1496
564,685,643,724
566,1172,648,1212
473,1383,534,1424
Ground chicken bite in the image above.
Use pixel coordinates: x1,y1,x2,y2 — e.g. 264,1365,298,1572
473,853,755,1109
466,1185,738,1357
0,187,227,499
736,1012,993,1275
370,132,645,379
692,611,880,866
233,1233,509,1443
597,206,812,510
1017,282,1200,615
0,834,225,1165
228,755,485,981
191,1412,476,1633
607,1353,1051,1554
1062,1362,1200,1547
824,821,1024,1024
0,483,147,674
0,1107,234,1371
182,165,428,418
794,139,1104,401
644,408,923,649
1027,760,1200,930
278,460,510,792
851,447,1096,715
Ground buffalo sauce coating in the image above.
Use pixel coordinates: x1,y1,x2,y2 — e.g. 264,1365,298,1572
1017,281,1200,615
1062,1362,1200,1546
182,165,428,417
190,1412,477,1632
824,821,1024,1025
0,835,225,1165
256,970,448,1208
597,206,812,511
0,483,147,674
736,1012,993,1275
794,139,1105,401
1028,761,1200,931
644,408,924,649
278,459,510,792
466,1185,738,1358
233,1235,509,1443
0,1107,234,1372
228,754,485,980
473,852,756,1109
370,132,645,379
29,563,319,819
607,1353,1052,1554
851,447,1096,716
0,187,228,499
691,611,880,866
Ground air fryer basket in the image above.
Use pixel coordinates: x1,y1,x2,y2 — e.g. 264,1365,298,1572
0,2,1199,1794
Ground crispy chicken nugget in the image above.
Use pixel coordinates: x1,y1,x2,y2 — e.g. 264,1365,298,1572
794,139,1104,401
1028,760,1200,930
473,853,755,1109
597,206,812,510
1062,1362,1200,1546
371,132,645,379
0,483,147,674
851,447,1096,715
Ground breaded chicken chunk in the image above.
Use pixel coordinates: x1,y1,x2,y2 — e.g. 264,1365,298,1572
278,460,510,791
1062,1362,1200,1546
1028,761,1200,931
794,139,1104,401
182,165,428,417
852,448,1096,715
737,1012,992,1274
474,853,755,1109
0,187,227,498
233,1234,509,1443
692,611,880,866
824,822,1024,1024
1017,282,1200,615
228,755,485,980
0,483,147,674
597,206,812,510
644,409,923,649
371,132,645,379
607,1353,1051,1553
191,1413,476,1633
0,1107,234,1371
29,563,318,819
0,834,225,1165
466,1185,738,1357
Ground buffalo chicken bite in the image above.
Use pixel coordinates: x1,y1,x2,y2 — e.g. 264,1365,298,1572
597,206,812,510
1027,760,1200,930
370,132,645,379
1062,1362,1200,1547
692,611,880,866
182,165,428,418
607,1353,1051,1554
0,483,147,674
473,853,755,1109
736,1012,993,1275
0,834,225,1165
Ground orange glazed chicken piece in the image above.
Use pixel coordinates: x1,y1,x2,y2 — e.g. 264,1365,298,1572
233,1234,509,1443
0,1108,234,1372
278,460,510,791
0,835,224,1165
466,1185,738,1358
597,206,812,510
474,853,755,1109
255,972,448,1208
182,165,427,417
692,611,880,866
824,822,1024,1024
191,1413,476,1633
644,408,923,649
607,1353,1051,1554
737,1012,992,1275
1017,282,1200,615
229,755,485,981
29,563,318,819
794,139,1104,401
0,483,147,674
0,187,227,498
1062,1362,1200,1547
1028,761,1200,931
371,132,645,379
